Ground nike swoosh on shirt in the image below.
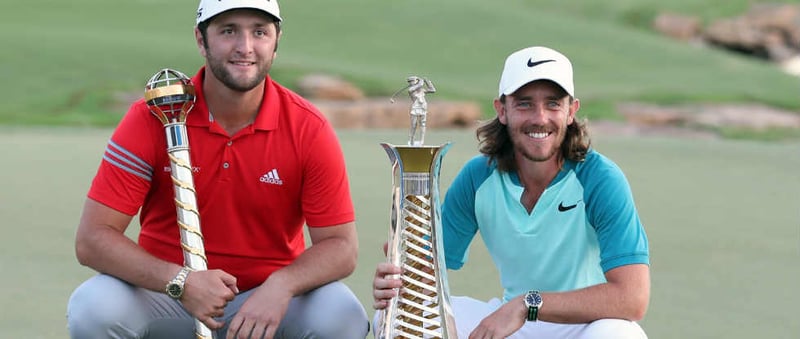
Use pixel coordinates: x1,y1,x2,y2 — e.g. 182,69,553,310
527,59,555,68
558,202,578,212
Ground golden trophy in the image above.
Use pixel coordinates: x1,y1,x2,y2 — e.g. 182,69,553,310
144,69,214,339
377,76,457,338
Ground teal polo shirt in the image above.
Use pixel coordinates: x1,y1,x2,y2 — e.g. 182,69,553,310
442,150,649,302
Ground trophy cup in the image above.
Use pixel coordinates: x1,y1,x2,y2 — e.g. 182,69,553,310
144,69,214,339
377,76,457,339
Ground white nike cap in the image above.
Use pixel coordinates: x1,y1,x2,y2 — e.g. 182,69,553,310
196,0,282,25
498,46,574,98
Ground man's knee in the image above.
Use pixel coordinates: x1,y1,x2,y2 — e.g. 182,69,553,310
66,275,146,338
296,306,369,339
581,319,647,339
283,282,369,338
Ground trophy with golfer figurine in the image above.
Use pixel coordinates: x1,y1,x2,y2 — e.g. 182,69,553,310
144,68,214,339
377,76,457,339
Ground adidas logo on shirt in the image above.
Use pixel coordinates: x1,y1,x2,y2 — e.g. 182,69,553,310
260,169,283,185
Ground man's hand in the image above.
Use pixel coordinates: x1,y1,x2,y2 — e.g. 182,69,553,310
372,262,402,310
469,297,526,339
373,241,402,310
181,269,238,330
225,278,292,339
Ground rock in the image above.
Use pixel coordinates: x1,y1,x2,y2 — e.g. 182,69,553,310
312,98,483,129
746,3,800,49
654,4,800,68
704,17,768,56
617,102,800,131
296,74,365,100
653,12,701,41
701,4,800,61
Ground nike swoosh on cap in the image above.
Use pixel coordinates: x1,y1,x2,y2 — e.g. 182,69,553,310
527,59,555,68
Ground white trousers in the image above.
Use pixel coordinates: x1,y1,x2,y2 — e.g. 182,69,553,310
451,296,647,339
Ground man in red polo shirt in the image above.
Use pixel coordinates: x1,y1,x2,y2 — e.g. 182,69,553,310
66,1,368,338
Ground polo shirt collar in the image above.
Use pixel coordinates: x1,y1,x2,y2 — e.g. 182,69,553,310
186,66,279,131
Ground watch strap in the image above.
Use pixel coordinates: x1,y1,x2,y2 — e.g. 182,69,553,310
173,266,191,284
527,305,539,321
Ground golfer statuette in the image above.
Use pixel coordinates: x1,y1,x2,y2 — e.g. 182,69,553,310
406,76,436,146
144,69,214,339
378,76,456,339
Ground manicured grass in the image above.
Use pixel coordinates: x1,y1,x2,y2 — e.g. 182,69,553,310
2,1,798,337
1,127,798,338
2,0,798,128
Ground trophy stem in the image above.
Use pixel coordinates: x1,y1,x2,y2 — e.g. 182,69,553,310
378,143,456,339
165,124,214,339
146,69,214,339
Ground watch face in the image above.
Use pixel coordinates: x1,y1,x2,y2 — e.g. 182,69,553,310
167,283,183,298
525,292,542,306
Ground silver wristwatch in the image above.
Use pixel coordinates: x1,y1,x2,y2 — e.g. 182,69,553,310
165,266,192,299
523,290,543,321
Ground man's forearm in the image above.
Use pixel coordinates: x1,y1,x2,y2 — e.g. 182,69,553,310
76,224,181,292
536,264,650,323
264,233,357,296
538,283,643,323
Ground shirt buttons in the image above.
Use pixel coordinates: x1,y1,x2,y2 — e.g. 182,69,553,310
227,140,233,146
223,162,230,169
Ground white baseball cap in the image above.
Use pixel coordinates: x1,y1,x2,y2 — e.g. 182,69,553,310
196,0,282,25
497,46,574,98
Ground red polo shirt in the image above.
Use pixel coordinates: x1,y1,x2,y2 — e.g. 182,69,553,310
88,68,355,291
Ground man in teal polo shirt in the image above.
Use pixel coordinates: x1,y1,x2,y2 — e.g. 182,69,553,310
373,46,650,338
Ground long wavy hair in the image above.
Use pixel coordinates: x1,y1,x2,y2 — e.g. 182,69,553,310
476,95,591,172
